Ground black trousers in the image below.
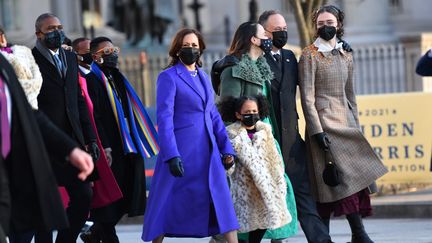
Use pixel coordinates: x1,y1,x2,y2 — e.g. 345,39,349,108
35,179,93,243
286,137,332,243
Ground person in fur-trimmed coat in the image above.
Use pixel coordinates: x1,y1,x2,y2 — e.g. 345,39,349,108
0,27,42,110
219,95,291,243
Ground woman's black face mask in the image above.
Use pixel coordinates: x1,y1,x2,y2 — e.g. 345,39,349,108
178,47,200,65
317,25,337,41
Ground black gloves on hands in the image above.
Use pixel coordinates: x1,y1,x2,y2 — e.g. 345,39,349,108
86,142,100,162
167,157,184,177
339,39,353,52
222,154,235,170
313,132,331,151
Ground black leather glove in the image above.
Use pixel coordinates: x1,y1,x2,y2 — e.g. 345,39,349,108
167,157,184,177
86,142,100,162
222,154,235,170
312,132,331,151
339,39,353,52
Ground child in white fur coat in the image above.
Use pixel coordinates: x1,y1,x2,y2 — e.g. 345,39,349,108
218,95,291,243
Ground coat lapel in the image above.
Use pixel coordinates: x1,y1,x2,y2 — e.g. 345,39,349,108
265,53,282,91
176,64,205,102
32,48,64,85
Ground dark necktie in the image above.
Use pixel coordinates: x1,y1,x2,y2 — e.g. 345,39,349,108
0,77,11,158
273,53,281,62
273,53,282,69
53,53,64,75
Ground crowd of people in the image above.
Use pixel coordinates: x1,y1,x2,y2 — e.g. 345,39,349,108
0,4,401,243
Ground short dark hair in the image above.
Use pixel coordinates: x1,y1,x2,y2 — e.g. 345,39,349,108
217,95,270,123
72,37,90,51
258,10,281,29
90,36,112,54
0,25,4,35
312,5,345,39
228,21,259,59
167,28,206,68
35,13,59,32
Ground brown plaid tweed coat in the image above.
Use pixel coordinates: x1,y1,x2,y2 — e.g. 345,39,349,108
298,44,387,203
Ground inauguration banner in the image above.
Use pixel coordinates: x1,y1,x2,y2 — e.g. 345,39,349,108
297,92,432,185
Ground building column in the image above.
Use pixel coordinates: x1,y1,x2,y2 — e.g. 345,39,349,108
343,0,396,45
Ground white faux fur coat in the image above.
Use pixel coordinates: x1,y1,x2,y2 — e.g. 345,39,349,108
226,121,291,233
1,45,43,109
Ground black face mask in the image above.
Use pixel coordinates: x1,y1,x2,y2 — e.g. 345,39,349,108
258,38,273,53
317,25,337,41
272,31,288,49
241,114,260,127
178,47,200,65
80,53,93,65
102,53,118,69
42,30,65,49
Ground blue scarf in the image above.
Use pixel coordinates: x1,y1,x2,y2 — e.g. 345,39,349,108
91,63,159,158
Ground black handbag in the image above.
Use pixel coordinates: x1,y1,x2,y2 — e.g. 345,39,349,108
322,147,341,187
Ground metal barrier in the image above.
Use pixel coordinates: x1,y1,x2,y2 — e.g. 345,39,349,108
119,43,420,106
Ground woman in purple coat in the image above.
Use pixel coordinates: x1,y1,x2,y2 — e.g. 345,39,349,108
142,28,239,243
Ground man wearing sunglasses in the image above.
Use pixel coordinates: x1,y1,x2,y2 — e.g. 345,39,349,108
31,13,100,243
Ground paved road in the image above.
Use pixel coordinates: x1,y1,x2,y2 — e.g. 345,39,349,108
71,218,432,243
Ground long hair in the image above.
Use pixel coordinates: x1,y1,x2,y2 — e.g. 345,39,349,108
217,95,270,123
312,5,345,39
228,21,259,59
167,28,206,68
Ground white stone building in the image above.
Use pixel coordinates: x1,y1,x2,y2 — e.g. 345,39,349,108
1,0,432,94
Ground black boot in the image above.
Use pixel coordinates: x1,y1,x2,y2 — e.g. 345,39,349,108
80,224,102,243
346,213,374,243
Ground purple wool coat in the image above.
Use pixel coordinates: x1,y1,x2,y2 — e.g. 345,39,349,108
142,63,239,241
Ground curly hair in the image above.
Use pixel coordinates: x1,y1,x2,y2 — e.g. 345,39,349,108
312,5,345,39
217,95,270,123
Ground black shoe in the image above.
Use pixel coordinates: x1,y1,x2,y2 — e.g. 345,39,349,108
346,213,374,243
80,230,101,243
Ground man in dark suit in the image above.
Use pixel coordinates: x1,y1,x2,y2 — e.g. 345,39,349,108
31,13,99,243
0,53,94,243
258,10,333,243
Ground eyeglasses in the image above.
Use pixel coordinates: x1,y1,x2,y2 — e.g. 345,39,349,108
95,46,120,55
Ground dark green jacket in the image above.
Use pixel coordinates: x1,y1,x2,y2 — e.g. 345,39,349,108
219,54,273,97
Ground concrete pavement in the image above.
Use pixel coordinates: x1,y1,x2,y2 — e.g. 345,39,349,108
75,218,432,243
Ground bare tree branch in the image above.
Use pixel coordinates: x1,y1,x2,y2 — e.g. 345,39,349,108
287,0,329,48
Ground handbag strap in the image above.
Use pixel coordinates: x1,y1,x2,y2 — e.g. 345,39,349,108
324,146,336,166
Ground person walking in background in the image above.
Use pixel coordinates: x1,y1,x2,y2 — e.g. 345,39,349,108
32,13,99,243
218,95,292,243
71,37,124,242
84,36,158,243
0,50,94,243
72,37,93,76
258,10,335,243
142,28,239,243
214,21,298,242
298,5,388,243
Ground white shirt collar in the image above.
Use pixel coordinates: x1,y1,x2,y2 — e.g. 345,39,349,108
271,50,281,56
79,65,91,75
48,48,60,56
313,38,344,53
